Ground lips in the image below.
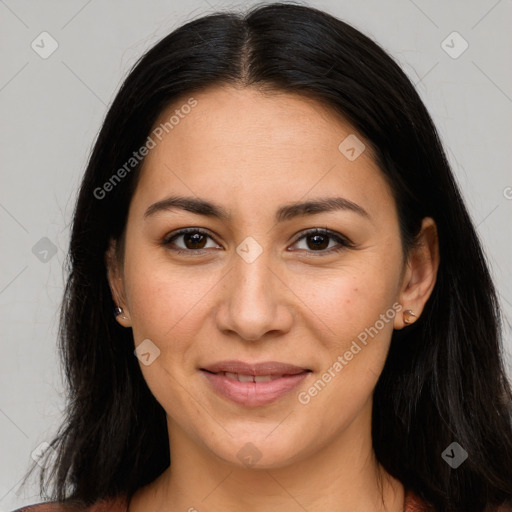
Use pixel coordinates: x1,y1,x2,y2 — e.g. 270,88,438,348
200,360,311,407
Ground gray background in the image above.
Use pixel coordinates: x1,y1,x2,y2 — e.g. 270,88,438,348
1,0,511,509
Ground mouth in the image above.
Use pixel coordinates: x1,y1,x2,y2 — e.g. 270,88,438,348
199,360,312,407
203,371,294,383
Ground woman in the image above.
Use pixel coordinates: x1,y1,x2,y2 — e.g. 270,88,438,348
14,2,512,511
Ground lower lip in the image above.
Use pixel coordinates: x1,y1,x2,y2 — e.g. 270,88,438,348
201,370,310,407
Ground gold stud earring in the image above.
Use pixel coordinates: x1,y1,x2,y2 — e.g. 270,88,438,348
403,309,417,325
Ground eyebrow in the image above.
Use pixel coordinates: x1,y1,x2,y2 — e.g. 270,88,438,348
144,195,370,223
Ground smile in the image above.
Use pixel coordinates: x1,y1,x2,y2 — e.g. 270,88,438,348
200,366,311,407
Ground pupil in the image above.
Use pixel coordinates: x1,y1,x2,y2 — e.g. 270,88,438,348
185,232,206,249
309,234,328,250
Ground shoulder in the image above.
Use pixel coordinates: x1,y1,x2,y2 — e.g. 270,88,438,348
494,503,512,512
11,495,128,512
404,488,435,512
404,489,512,512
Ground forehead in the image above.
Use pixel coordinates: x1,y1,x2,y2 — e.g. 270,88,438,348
131,85,395,223
148,84,370,164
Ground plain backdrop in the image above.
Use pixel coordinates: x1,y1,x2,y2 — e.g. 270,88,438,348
1,0,511,509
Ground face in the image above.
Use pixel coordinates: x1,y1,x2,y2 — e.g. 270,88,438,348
107,85,435,470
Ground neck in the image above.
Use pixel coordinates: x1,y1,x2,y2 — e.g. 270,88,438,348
128,401,404,512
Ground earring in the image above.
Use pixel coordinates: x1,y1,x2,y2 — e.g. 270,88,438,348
114,306,127,320
403,309,417,325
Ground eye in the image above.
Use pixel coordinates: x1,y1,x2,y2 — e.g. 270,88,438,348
162,227,353,256
290,227,353,255
162,228,221,255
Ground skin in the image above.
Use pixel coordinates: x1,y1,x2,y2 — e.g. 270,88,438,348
106,84,439,512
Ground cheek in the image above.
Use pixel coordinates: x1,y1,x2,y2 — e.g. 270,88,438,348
290,263,399,410
288,261,398,345
124,252,220,351
123,259,214,414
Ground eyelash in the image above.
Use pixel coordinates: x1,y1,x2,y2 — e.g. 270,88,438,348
162,227,354,256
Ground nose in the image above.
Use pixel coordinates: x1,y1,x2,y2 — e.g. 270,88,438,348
215,246,293,342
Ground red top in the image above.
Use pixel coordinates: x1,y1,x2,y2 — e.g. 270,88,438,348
11,490,512,511
8,489,439,511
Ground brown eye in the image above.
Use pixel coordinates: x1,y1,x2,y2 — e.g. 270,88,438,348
163,227,352,257
181,231,207,250
291,228,353,255
163,228,220,254
304,233,330,250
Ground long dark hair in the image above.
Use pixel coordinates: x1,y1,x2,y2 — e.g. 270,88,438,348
22,2,512,511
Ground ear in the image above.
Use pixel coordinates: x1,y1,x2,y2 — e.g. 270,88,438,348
394,217,439,330
105,238,132,327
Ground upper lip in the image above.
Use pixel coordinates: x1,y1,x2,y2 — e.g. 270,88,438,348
201,360,310,376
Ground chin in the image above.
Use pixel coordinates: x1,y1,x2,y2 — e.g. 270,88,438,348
209,433,306,470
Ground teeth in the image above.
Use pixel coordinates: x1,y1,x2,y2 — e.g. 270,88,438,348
221,372,279,382
237,374,254,383
254,375,273,382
